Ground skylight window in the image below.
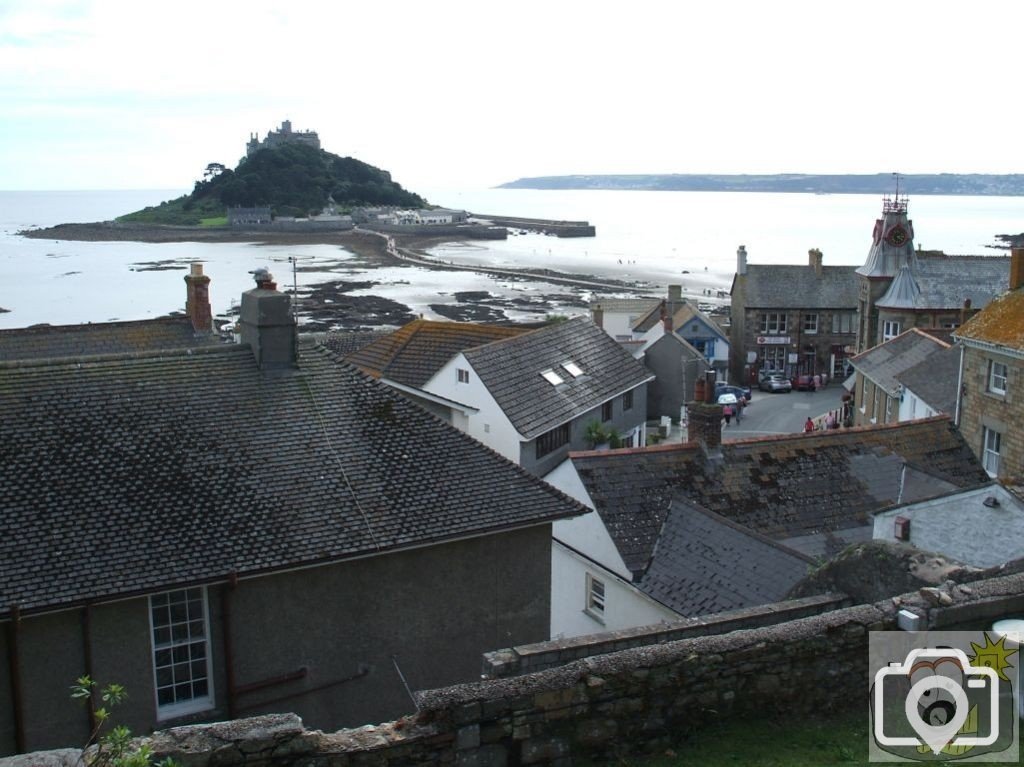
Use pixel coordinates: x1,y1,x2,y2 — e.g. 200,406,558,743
562,361,584,378
541,369,564,385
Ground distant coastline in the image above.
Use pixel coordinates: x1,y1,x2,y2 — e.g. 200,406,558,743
498,173,1024,197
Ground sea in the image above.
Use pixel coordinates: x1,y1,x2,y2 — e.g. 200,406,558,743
2,187,1022,330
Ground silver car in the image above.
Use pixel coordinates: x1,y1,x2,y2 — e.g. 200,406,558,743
759,373,793,393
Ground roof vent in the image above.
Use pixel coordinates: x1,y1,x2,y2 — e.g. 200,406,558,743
983,495,1001,508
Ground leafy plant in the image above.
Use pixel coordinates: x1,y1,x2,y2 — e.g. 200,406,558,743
71,676,177,767
584,419,609,449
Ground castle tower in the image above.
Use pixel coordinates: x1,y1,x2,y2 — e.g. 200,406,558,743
854,194,916,352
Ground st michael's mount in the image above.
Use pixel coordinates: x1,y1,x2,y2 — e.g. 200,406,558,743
498,173,1024,196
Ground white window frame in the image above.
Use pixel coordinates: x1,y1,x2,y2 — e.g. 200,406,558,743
882,320,901,341
803,313,819,334
832,313,854,334
149,587,214,720
585,573,606,621
983,427,1002,477
456,368,470,384
759,312,788,334
988,360,1008,395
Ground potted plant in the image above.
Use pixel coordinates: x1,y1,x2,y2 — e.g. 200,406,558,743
584,420,610,450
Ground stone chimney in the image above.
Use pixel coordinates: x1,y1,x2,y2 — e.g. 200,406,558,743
960,298,973,327
184,262,213,333
737,245,747,276
1011,247,1024,291
660,302,673,333
239,268,297,369
592,304,604,329
687,370,723,458
809,248,823,278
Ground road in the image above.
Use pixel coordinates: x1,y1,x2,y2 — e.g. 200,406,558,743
724,384,847,439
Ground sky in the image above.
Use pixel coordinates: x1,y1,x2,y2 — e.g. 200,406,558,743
2,0,1022,192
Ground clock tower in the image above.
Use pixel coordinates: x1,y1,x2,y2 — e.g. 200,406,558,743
854,194,916,351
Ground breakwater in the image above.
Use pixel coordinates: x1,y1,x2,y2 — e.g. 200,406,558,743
472,214,596,238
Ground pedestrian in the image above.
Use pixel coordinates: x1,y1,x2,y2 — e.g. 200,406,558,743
824,412,836,430
734,400,743,424
723,404,733,426
804,417,814,433
813,373,822,391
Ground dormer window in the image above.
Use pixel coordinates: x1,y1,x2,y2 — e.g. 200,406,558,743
562,361,584,378
541,369,564,385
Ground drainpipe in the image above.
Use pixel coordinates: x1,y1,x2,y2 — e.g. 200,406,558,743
6,605,26,753
222,573,239,719
81,604,97,733
954,343,965,427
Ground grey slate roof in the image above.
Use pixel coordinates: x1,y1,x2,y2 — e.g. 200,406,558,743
741,264,859,309
0,317,225,362
314,329,392,357
464,316,654,439
639,499,813,617
589,297,660,314
0,339,585,618
877,254,1009,311
849,329,950,396
571,417,989,575
897,343,962,416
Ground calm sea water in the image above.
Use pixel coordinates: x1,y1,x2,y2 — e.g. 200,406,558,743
2,187,1022,329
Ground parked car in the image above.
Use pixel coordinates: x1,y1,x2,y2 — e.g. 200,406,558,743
759,373,793,393
792,374,815,391
715,383,752,405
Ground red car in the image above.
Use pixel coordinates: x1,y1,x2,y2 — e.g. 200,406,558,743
792,374,815,391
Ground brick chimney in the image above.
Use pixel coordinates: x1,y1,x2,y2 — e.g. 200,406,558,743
809,248,823,278
687,370,723,458
660,301,673,333
737,245,748,276
184,262,213,333
239,268,297,369
1011,247,1024,291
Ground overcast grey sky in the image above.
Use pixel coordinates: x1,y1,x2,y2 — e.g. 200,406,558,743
2,0,1020,191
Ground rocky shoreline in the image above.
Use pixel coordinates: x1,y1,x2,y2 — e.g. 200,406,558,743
19,222,655,331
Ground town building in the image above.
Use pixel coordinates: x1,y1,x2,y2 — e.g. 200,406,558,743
854,195,1009,352
0,270,584,756
729,245,858,383
953,248,1024,481
847,328,955,427
631,286,730,377
245,119,321,157
226,206,272,226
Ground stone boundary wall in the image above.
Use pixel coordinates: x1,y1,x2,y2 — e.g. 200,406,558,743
483,592,852,678
8,571,1024,767
364,223,507,239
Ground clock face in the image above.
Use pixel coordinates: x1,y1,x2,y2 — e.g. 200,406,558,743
886,225,908,247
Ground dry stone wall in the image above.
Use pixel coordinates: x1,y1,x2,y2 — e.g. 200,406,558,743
7,570,1024,767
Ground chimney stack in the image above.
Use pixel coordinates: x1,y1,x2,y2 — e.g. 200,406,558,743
737,245,747,276
1011,247,1024,291
184,262,213,333
809,248,823,278
239,268,297,369
592,304,604,329
660,301,673,333
960,298,972,327
687,370,723,457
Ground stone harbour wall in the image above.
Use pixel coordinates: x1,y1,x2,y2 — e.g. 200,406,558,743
8,570,1024,767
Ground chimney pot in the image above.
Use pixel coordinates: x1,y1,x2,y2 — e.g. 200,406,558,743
737,245,748,276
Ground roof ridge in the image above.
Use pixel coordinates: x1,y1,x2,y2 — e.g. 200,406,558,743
0,342,244,370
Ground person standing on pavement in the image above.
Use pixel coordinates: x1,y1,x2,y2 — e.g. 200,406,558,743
804,417,815,433
723,404,733,426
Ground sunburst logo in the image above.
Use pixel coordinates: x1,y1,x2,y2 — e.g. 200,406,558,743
969,633,1018,683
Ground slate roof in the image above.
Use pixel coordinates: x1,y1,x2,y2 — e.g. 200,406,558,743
897,343,962,416
740,264,859,308
589,297,660,314
343,319,530,387
877,254,1009,311
639,499,813,617
0,339,586,618
463,316,655,439
955,287,1024,353
315,329,392,357
633,300,728,340
0,317,226,362
849,328,950,396
570,417,989,575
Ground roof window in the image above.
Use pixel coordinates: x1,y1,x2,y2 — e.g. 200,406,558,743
541,369,564,385
562,361,584,378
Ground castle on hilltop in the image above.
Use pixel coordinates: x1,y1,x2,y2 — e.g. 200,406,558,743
245,119,320,157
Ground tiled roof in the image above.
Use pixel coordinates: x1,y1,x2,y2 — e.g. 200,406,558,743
633,301,728,340
955,287,1024,353
849,328,950,396
589,297,660,314
897,344,962,416
639,500,813,617
314,329,393,357
878,254,1009,311
0,317,225,362
570,417,989,574
0,340,585,618
741,264,859,308
464,317,654,439
343,319,530,387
